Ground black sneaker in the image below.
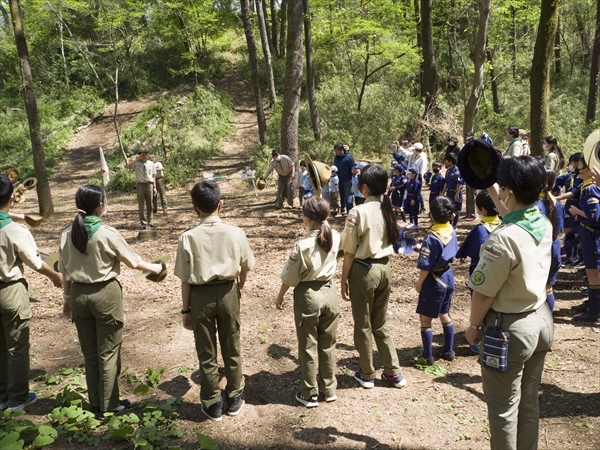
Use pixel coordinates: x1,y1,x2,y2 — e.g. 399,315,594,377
149,223,156,229
573,309,600,323
295,392,318,408
201,396,223,422
439,351,456,361
140,225,147,230
353,371,375,389
413,355,435,366
571,301,589,312
110,399,131,413
227,391,245,416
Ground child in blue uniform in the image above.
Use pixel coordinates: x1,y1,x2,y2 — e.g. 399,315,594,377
404,168,421,230
565,157,600,322
414,197,458,364
441,154,463,228
429,162,445,204
389,165,408,222
536,169,563,311
456,190,501,278
555,152,584,265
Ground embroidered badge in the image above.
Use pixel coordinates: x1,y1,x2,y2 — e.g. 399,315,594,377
471,270,485,285
289,254,298,263
420,247,431,257
587,198,599,204
346,216,357,227
483,245,503,258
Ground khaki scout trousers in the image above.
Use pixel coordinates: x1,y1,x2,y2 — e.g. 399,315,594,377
349,258,401,379
481,303,554,450
190,281,244,408
71,279,124,412
136,182,154,226
276,174,294,208
293,280,339,399
0,281,31,404
153,178,167,213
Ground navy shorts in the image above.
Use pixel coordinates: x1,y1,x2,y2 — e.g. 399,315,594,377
579,225,600,269
416,269,455,318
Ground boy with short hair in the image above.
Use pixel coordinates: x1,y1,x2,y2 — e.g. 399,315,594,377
328,166,340,216
0,175,63,410
175,181,255,421
404,168,421,230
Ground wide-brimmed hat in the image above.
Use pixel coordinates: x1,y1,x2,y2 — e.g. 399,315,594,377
135,255,170,282
256,177,267,190
304,154,331,194
583,129,600,169
458,139,501,189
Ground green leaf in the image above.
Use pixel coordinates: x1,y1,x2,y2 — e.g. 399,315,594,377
0,432,24,450
134,384,151,395
34,435,55,447
46,375,60,385
575,422,583,427
585,423,594,429
168,428,185,438
60,368,75,376
197,433,219,450
37,425,57,438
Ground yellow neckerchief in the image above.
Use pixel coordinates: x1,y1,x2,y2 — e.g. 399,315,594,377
428,222,454,245
580,177,593,193
481,215,501,233
538,191,556,203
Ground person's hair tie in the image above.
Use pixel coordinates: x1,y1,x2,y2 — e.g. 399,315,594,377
77,209,87,215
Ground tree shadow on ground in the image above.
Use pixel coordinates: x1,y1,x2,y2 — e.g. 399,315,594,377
293,426,429,450
159,374,192,398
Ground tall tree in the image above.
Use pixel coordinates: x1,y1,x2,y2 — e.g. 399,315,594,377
255,0,276,104
586,0,600,123
270,0,279,58
303,0,321,141
279,0,287,59
530,0,560,157
420,0,437,113
280,0,302,162
463,0,491,138
8,0,54,216
241,0,268,145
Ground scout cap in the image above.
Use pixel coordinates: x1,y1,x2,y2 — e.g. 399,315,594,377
355,162,366,170
408,167,418,174
413,142,423,150
330,165,338,172
458,139,501,189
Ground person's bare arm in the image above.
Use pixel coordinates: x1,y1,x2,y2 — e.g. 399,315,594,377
341,252,355,301
465,290,494,344
126,156,139,170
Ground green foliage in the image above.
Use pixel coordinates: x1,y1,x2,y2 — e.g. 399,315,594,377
414,359,448,377
197,433,219,450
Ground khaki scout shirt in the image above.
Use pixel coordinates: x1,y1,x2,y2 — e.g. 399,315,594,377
174,216,255,285
0,221,43,282
468,221,552,313
59,225,142,283
134,159,156,184
265,155,294,178
340,196,395,260
280,229,340,287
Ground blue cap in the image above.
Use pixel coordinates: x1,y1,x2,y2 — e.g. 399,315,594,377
408,167,418,174
393,165,403,172
355,162,367,170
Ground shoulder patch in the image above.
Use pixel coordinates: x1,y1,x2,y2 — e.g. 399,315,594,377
587,197,600,204
289,254,298,263
471,270,485,286
420,246,431,257
346,216,357,227
483,244,503,258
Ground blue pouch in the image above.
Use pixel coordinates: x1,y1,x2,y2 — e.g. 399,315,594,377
481,326,510,373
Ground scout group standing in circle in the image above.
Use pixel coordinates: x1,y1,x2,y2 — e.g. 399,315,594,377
0,130,596,450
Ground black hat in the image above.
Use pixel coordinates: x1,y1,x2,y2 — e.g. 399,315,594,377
449,136,458,143
458,139,501,189
271,149,279,156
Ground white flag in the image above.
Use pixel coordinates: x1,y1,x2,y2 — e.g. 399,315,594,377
99,147,110,187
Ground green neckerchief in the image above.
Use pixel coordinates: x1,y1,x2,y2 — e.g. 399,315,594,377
83,215,102,239
505,137,520,155
429,222,454,245
0,211,13,229
481,215,501,233
501,206,547,244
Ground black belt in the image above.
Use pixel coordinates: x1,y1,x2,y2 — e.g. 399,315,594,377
72,278,117,286
355,257,389,269
197,279,234,286
490,308,537,316
298,279,332,288
432,265,450,273
0,279,26,289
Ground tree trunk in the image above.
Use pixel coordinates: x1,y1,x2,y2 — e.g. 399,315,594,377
241,0,268,145
420,0,437,113
270,0,279,58
280,0,302,162
279,0,287,59
9,0,54,216
262,0,273,56
110,69,128,164
555,16,561,75
487,48,501,114
530,0,559,157
510,6,517,78
575,10,590,68
463,0,491,139
303,0,321,141
586,0,600,123
0,3,9,25
57,7,69,89
255,0,276,104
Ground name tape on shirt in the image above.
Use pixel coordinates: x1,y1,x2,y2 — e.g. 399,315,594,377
483,244,503,259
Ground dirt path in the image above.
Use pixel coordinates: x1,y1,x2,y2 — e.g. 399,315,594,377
16,76,600,450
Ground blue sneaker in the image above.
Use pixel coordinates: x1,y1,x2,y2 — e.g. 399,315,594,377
470,342,481,354
353,371,375,389
8,392,37,411
381,372,407,388
0,397,9,410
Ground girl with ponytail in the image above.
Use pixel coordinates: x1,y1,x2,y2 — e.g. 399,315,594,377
275,196,340,407
543,136,565,174
59,185,162,414
339,164,407,389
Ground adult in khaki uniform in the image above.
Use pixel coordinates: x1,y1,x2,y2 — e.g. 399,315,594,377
275,197,340,408
126,149,156,229
340,164,407,389
175,181,255,422
503,126,523,158
59,185,161,413
0,175,62,411
466,157,553,450
264,149,295,209
150,154,168,214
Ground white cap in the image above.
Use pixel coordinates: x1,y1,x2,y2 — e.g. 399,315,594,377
330,165,338,172
413,142,423,150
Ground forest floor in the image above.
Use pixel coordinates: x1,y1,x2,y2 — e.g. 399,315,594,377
14,73,600,450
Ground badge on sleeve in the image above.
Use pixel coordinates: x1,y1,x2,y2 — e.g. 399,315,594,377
483,245,503,258
471,270,485,286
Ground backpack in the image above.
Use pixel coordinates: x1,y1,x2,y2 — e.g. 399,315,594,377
480,132,494,146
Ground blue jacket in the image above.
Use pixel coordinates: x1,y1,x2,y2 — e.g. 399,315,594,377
333,151,356,183
417,226,458,272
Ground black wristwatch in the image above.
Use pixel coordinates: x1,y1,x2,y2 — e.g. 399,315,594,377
181,309,191,314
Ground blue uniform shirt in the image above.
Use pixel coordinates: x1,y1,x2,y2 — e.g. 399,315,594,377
430,172,445,195
417,224,458,271
333,151,356,183
444,165,463,202
405,177,421,200
577,180,600,227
